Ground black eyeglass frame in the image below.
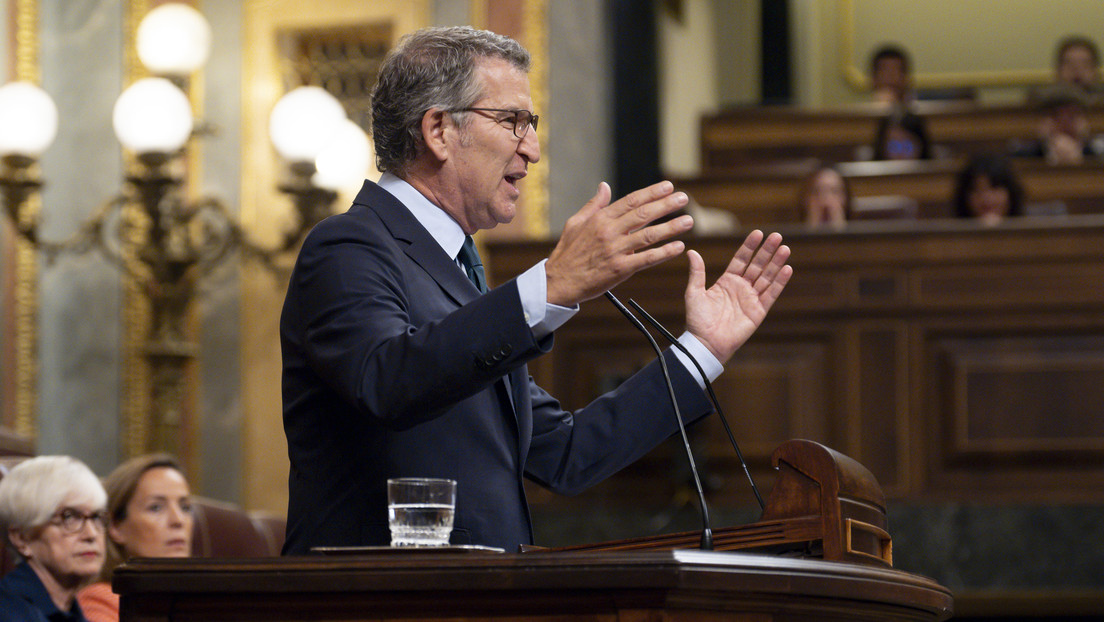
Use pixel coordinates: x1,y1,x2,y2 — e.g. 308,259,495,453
450,107,539,139
48,507,110,534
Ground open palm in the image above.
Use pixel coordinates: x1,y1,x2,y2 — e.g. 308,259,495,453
685,230,792,363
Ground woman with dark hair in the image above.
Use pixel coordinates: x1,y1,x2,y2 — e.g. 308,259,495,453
797,164,853,228
873,109,931,160
76,454,193,622
953,153,1025,224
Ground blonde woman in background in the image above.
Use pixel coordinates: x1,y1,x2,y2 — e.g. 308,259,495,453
76,454,193,622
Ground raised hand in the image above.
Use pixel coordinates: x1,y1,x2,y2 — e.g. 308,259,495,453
545,180,694,307
684,230,792,363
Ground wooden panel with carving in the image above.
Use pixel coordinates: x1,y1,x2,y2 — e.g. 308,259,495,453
920,317,1104,501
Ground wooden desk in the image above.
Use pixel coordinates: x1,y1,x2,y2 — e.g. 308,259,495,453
700,101,1104,169
485,216,1104,507
675,159,1104,226
115,551,953,621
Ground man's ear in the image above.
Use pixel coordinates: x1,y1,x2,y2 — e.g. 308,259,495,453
421,108,450,162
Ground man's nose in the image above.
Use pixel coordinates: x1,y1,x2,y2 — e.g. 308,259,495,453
518,127,541,164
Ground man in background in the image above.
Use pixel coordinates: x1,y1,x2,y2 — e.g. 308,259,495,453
1054,35,1103,99
869,44,913,105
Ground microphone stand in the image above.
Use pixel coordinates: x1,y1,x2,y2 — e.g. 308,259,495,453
627,298,766,510
604,291,713,550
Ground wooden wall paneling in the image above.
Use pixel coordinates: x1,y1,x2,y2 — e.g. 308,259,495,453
486,217,1104,506
846,321,910,496
920,313,1104,502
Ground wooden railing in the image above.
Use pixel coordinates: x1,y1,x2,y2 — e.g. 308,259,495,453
675,158,1104,226
699,101,1104,170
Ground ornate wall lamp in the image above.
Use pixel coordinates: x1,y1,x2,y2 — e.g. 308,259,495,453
0,3,371,455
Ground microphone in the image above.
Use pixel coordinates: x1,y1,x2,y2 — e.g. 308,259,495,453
604,291,713,550
626,298,765,510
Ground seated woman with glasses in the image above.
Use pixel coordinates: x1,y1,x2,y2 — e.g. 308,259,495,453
0,455,108,622
77,454,194,622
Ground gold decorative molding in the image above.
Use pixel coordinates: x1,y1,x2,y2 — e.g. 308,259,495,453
839,0,1051,91
469,0,549,240
12,0,39,438
469,0,488,29
123,0,153,459
522,0,549,239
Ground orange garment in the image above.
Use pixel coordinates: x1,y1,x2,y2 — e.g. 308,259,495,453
77,581,118,622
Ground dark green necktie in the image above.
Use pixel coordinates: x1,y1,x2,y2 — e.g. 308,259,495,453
457,235,487,293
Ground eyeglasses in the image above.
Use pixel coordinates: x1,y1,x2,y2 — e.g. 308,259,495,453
451,107,539,139
49,508,109,534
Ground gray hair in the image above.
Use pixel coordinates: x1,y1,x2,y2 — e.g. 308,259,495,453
370,25,530,175
0,455,107,531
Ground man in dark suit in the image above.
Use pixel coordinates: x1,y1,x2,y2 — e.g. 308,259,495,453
280,26,792,554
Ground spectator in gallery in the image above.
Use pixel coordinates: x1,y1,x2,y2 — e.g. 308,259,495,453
869,44,913,105
953,153,1025,226
872,109,932,161
76,453,194,622
1053,35,1103,100
1013,82,1104,164
1029,36,1104,106
0,455,107,622
797,164,852,228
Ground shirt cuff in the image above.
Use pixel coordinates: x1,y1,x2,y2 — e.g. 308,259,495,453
673,332,723,389
517,259,578,339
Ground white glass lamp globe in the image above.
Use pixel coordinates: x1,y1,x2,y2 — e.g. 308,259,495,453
269,86,347,163
313,119,373,191
113,78,194,154
0,81,59,157
137,3,212,75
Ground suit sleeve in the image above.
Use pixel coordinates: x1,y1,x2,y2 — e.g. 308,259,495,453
522,349,714,495
282,215,552,431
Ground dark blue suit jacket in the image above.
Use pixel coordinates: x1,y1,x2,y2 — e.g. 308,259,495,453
0,562,88,622
280,180,712,554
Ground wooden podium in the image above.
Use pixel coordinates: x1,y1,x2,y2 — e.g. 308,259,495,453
116,550,951,622
532,439,894,567
115,440,952,621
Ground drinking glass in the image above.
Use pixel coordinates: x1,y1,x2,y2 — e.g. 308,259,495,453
387,477,456,547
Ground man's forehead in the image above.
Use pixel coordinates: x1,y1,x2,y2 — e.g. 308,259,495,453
473,57,532,102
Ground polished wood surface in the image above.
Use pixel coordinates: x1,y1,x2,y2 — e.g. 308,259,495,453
485,216,1104,507
115,550,953,622
530,440,893,567
699,101,1104,169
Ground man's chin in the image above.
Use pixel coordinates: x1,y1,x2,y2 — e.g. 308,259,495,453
493,202,518,226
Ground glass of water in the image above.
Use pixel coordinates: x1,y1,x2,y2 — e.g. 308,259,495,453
387,477,456,546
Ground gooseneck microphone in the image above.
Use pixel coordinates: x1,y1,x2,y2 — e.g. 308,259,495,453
626,298,765,510
604,291,713,550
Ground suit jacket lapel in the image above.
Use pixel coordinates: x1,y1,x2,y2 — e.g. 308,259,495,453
355,181,479,307
353,181,522,426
